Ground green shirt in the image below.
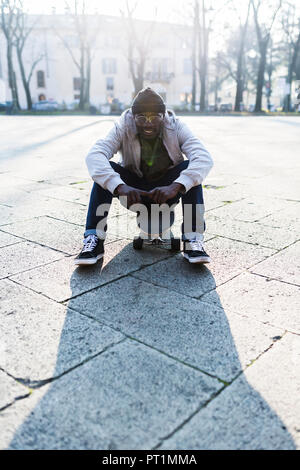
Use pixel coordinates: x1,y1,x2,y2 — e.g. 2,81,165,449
139,133,173,182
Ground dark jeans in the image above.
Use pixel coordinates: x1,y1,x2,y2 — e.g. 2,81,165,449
85,160,205,240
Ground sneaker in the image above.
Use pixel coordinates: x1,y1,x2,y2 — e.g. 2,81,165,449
182,238,211,264
74,234,104,265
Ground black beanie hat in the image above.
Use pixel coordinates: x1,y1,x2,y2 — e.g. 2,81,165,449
131,87,166,115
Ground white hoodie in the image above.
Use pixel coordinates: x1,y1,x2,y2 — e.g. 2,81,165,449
86,108,213,194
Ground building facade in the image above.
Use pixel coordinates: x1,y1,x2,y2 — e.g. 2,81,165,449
0,13,198,110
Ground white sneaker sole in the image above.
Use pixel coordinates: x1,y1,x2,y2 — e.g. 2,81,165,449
182,253,211,264
74,254,104,266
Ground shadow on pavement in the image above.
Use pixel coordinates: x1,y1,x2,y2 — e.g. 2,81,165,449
5,243,296,450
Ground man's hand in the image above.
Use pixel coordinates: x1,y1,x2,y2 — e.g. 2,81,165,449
148,183,185,204
115,184,149,207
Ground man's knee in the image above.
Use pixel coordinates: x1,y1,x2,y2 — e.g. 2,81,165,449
175,160,189,171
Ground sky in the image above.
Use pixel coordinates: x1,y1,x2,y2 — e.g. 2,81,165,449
23,0,191,23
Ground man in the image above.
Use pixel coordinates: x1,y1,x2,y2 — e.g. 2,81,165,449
75,87,213,265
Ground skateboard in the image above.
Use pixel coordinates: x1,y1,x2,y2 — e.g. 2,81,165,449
133,233,181,251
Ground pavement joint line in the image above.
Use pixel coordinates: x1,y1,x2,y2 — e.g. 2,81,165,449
207,232,284,251
7,248,174,304
198,296,298,335
248,271,300,288
124,335,228,385
2,255,72,283
8,337,128,390
0,367,32,413
152,332,290,450
152,383,229,450
128,240,279,301
66,302,268,386
52,252,176,304
45,214,85,228
0,229,74,256
0,392,32,414
66,303,236,385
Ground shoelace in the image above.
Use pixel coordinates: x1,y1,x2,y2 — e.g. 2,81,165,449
187,238,204,252
82,235,98,253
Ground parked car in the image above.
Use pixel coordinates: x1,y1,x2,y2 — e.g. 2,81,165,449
66,100,80,110
207,104,218,112
220,103,232,112
0,101,13,112
32,100,59,111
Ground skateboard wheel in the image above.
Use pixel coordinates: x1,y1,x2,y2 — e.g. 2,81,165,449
133,236,143,250
170,238,181,251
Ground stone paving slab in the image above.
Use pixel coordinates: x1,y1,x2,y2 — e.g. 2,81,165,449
206,214,299,250
0,231,22,248
257,204,300,233
0,372,30,410
0,241,65,279
201,272,300,334
0,188,39,208
209,197,296,222
11,239,171,302
0,279,124,384
35,185,90,205
0,199,55,226
251,242,300,286
69,276,283,382
203,184,247,211
1,198,87,228
131,236,275,297
160,333,300,450
0,340,222,450
1,216,98,255
240,176,300,201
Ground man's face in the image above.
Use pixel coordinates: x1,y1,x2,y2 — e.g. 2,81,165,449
134,112,164,140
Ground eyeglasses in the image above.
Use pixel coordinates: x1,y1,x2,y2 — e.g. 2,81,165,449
134,113,164,125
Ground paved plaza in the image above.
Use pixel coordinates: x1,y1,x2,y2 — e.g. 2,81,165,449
0,115,299,449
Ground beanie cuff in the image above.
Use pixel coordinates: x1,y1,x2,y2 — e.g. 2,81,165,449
132,103,166,115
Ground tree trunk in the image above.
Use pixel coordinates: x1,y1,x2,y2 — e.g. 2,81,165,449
234,49,244,112
84,46,91,106
191,0,199,109
79,44,85,110
199,70,206,111
283,32,300,112
16,47,32,110
6,42,19,110
254,41,267,112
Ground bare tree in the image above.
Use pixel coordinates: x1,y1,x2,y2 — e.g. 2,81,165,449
251,0,282,112
195,0,230,112
232,0,251,111
55,0,98,110
215,1,252,111
209,52,230,108
0,0,20,110
120,0,156,96
13,1,43,110
280,1,300,111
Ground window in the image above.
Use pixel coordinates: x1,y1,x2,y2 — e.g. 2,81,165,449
102,58,117,74
104,36,120,48
0,56,2,78
37,70,45,88
106,77,114,91
183,59,192,75
74,94,80,100
152,58,169,75
73,77,81,90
